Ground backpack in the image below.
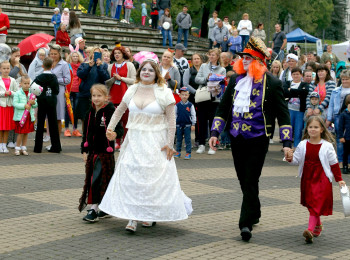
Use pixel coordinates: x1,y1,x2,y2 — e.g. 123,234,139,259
124,0,133,9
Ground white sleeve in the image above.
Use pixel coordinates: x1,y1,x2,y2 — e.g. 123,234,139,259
289,143,303,166
190,105,196,125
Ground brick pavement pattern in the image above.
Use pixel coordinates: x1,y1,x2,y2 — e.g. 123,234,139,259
1,135,350,260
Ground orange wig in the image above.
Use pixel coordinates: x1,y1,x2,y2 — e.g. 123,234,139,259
233,59,267,80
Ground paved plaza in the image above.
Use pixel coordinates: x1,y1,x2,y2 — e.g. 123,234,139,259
1,135,350,260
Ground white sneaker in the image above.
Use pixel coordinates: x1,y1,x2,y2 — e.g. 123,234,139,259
46,145,52,151
196,145,205,154
269,139,274,144
3,145,9,153
7,142,15,148
125,220,137,232
0,143,4,153
43,136,50,142
208,148,216,155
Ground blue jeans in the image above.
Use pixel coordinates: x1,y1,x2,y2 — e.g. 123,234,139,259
289,109,304,147
162,29,173,47
176,126,192,154
65,92,79,129
334,114,346,162
88,0,98,14
177,28,189,48
114,4,122,19
241,35,250,50
105,0,111,16
158,9,164,30
40,0,49,6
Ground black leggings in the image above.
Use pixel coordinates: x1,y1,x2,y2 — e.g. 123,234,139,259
151,14,158,29
196,101,218,145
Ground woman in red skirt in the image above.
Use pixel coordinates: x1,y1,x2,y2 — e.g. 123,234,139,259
287,116,346,243
12,75,37,156
0,61,18,154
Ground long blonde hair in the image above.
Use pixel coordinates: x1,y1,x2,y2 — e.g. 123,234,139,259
302,116,335,145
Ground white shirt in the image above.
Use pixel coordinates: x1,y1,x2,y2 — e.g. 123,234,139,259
237,20,252,36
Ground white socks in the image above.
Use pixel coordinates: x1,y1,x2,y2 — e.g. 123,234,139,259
90,204,98,211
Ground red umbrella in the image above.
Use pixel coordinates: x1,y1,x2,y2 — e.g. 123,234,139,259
17,33,54,56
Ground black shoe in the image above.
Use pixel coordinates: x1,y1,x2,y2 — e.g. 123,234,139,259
98,210,111,219
343,166,349,174
241,227,252,241
83,209,99,222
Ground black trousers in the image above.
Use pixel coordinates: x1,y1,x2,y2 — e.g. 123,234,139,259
196,101,218,145
343,140,350,166
34,99,61,153
230,134,269,231
151,14,158,29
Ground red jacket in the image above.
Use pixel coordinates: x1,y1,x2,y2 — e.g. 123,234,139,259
0,13,10,35
56,30,70,47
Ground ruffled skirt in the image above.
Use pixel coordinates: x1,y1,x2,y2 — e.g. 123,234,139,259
0,106,15,131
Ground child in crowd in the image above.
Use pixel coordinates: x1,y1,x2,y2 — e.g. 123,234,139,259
141,3,147,26
12,75,37,156
0,61,19,153
33,57,61,153
51,8,61,37
124,0,133,23
304,92,325,122
150,0,159,30
338,94,350,173
286,116,345,243
79,84,124,222
174,87,196,160
61,8,70,26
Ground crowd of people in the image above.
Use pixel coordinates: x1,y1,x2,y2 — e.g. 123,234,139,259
1,3,350,245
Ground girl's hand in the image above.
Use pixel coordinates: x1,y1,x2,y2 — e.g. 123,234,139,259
83,152,87,162
191,125,195,131
29,100,35,105
340,138,346,143
5,90,10,96
89,59,95,67
339,180,346,187
161,145,175,160
307,108,313,116
24,104,31,110
106,129,116,141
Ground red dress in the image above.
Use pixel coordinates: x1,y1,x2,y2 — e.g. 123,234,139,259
301,141,342,216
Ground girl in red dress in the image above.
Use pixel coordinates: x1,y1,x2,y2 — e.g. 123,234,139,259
0,61,19,153
286,116,346,243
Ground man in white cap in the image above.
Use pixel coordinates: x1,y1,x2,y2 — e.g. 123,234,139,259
280,53,298,83
75,37,87,60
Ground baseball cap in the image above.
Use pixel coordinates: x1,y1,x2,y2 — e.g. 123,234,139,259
309,92,320,99
54,8,59,12
175,43,187,51
179,87,189,92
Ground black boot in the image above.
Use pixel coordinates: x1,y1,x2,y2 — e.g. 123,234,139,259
343,165,349,174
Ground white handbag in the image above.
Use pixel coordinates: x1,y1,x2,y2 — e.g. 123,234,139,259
340,185,350,217
195,86,211,103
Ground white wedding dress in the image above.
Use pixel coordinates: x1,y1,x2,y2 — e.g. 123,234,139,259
99,83,191,222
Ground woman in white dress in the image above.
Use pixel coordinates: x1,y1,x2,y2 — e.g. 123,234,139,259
99,60,191,232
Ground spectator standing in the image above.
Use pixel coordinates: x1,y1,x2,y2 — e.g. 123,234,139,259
0,6,10,44
325,60,336,81
303,69,313,85
56,24,70,47
68,11,84,45
124,0,133,23
110,0,117,18
40,0,49,7
270,60,282,78
173,43,189,88
56,0,64,12
28,48,48,80
99,0,105,17
228,29,242,55
51,8,61,37
223,16,232,32
141,3,147,26
9,47,27,80
50,44,71,136
326,69,350,165
208,11,219,49
272,24,287,62
195,48,226,155
64,50,84,137
280,53,298,83
88,0,98,15
157,0,171,22
160,8,173,47
114,0,123,20
159,50,181,91
124,47,139,71
220,52,233,72
75,37,87,60
71,0,79,10
211,19,229,52
176,5,192,48
150,0,159,29
61,8,70,26
339,94,350,173
237,13,252,50
252,23,266,42
321,45,340,69
105,0,111,17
